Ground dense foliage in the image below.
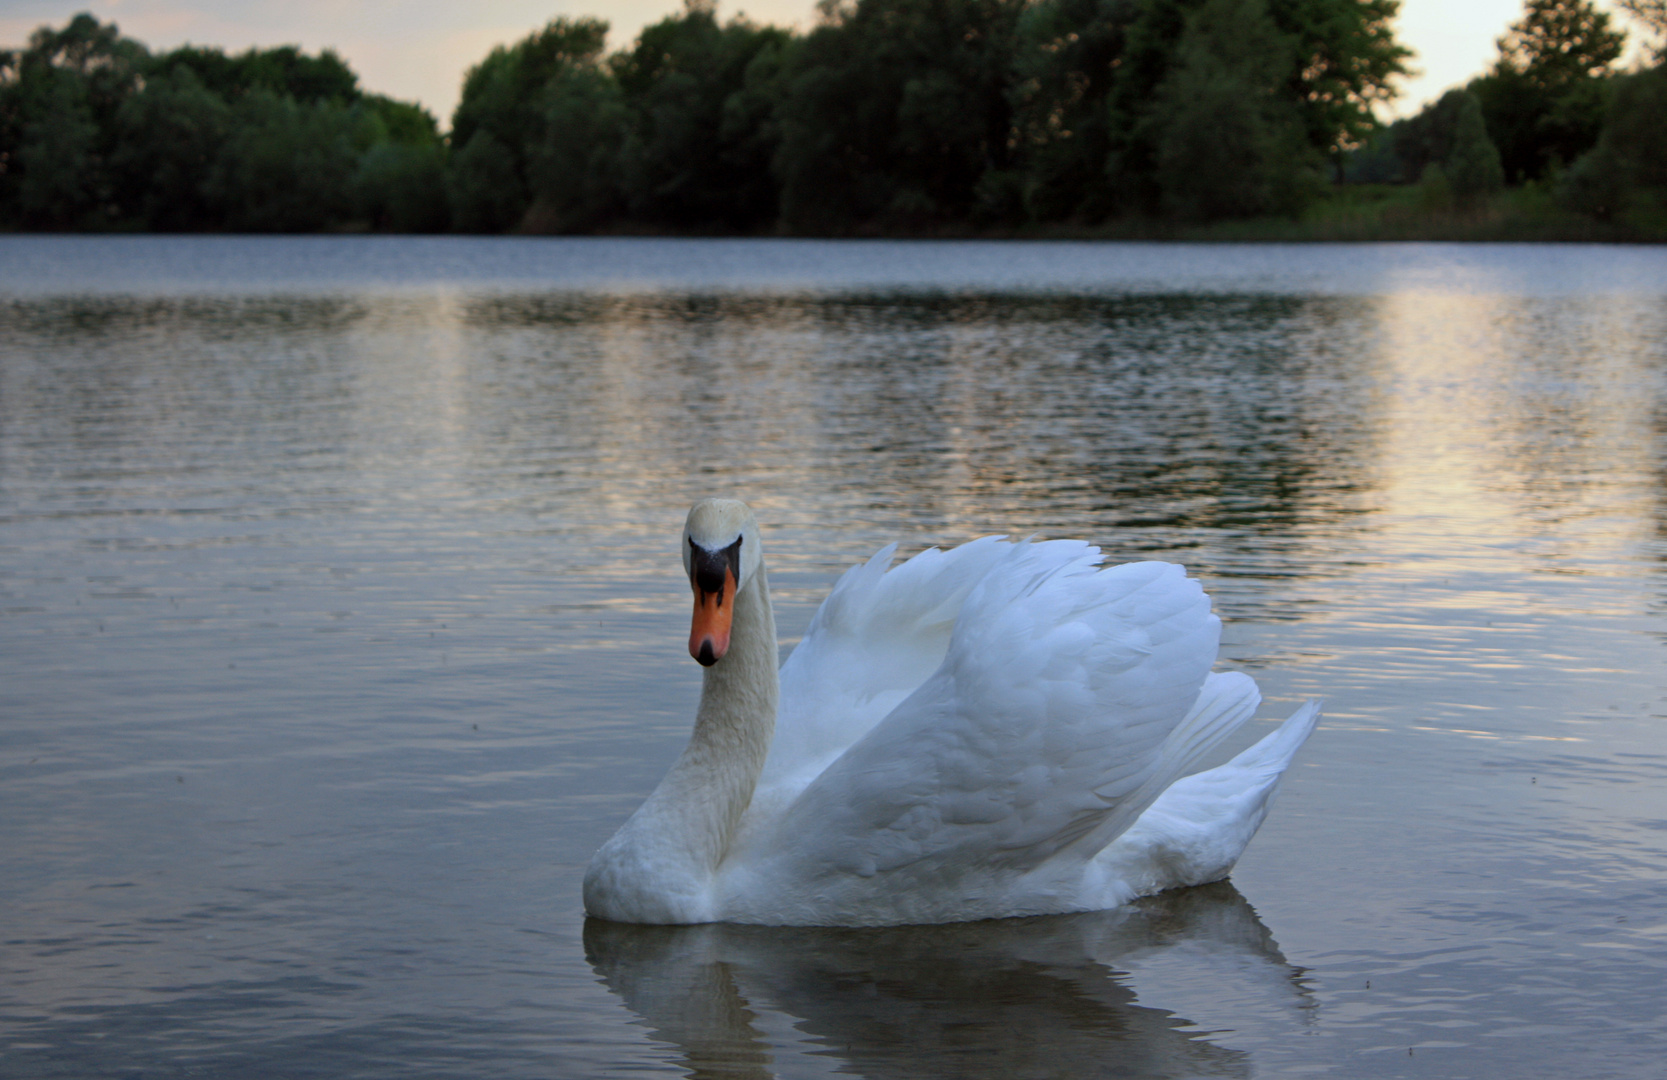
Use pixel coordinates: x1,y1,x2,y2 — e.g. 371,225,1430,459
439,0,1412,232
2,1,1660,233
1341,0,1664,229
1469,0,1626,184
0,13,447,231
1555,61,1667,220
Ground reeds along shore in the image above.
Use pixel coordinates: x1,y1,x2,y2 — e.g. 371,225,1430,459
2,1,1664,240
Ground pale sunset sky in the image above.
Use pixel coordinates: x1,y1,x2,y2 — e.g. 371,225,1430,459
0,0,1655,125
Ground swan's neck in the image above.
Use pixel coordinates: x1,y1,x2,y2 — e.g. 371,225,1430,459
650,565,779,875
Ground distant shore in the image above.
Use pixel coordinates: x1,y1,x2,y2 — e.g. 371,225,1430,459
520,185,1665,244
5,184,1662,244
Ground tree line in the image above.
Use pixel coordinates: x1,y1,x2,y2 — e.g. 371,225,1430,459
1,0,1661,234
1350,0,1665,221
0,14,446,231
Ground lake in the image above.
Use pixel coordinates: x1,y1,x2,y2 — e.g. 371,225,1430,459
3,235,1665,1078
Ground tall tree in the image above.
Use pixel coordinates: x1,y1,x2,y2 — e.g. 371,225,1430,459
1497,0,1626,85
772,0,1029,233
519,64,628,232
1105,0,1409,213
1470,0,1625,181
153,44,360,104
1385,88,1474,182
1557,60,1667,219
1151,0,1318,220
1269,0,1411,167
351,99,448,232
609,0,789,231
1011,0,1137,221
447,17,612,232
206,90,369,231
0,13,147,227
110,66,232,230
1443,90,1504,207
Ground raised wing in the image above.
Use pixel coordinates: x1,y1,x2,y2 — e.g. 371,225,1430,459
732,545,1230,918
762,536,1089,795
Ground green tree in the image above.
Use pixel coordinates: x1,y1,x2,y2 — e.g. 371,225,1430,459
1269,0,1410,168
772,0,1028,233
353,141,449,232
1105,0,1408,212
360,94,441,144
521,65,628,232
1470,0,1625,181
16,76,103,227
0,13,147,227
1443,90,1504,207
1103,0,1200,212
1600,64,1667,191
1151,0,1318,221
1555,141,1628,218
1385,89,1471,182
1498,0,1625,84
1,12,446,232
1341,125,1403,182
348,91,448,233
1378,87,1504,195
207,90,367,231
447,17,612,232
447,130,526,232
609,0,789,231
110,65,232,230
1557,61,1667,219
1011,0,1136,221
151,44,360,105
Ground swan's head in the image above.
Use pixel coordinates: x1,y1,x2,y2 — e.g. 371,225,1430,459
681,499,763,667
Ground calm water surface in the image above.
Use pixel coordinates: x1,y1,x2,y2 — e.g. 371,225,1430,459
3,236,1666,1078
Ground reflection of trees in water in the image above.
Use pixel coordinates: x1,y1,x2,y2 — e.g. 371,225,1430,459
458,291,1385,591
3,287,1390,626
1,294,373,340
794,293,1384,555
585,881,1311,1080
0,296,377,497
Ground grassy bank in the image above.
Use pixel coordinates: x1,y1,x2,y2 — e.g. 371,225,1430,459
993,184,1667,243
568,185,1667,242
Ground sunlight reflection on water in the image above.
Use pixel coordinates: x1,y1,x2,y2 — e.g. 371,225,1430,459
2,238,1666,1078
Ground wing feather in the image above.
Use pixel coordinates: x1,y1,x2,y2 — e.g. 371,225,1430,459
763,537,1094,794
744,544,1231,894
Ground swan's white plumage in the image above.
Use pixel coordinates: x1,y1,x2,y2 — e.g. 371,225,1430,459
583,501,1319,927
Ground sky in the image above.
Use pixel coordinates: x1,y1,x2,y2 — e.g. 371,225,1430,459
0,0,1654,125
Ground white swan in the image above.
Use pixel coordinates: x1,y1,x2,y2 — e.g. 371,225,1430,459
583,499,1320,927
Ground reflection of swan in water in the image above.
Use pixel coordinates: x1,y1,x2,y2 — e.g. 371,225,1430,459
585,499,1320,926
585,881,1313,1080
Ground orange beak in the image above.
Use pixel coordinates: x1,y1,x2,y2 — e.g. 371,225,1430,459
689,566,736,666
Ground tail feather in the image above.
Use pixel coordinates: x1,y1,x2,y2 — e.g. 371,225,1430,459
1225,699,1322,782
1081,699,1322,902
